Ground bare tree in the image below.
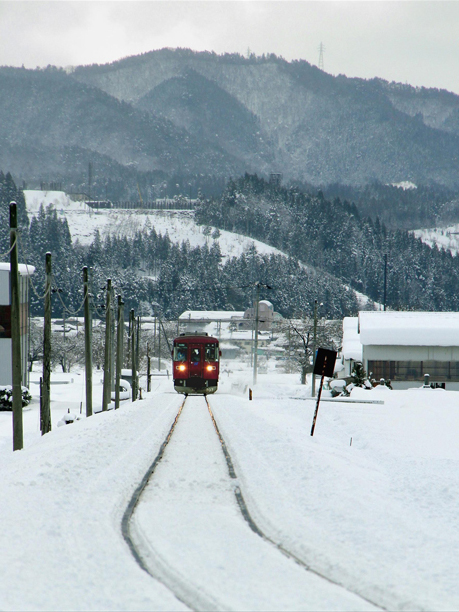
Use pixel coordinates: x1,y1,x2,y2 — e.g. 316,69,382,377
280,317,341,384
28,321,43,372
51,331,85,373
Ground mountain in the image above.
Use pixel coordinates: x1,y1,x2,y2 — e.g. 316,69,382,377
0,65,242,191
72,48,459,188
3,49,459,204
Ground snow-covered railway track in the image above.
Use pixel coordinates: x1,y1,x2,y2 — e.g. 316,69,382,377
122,395,383,611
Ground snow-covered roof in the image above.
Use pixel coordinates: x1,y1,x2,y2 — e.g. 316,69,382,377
179,310,245,321
359,311,459,346
342,317,362,361
0,262,35,276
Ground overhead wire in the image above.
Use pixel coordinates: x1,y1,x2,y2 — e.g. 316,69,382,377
16,231,51,301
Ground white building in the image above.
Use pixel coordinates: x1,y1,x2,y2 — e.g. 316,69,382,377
178,310,245,336
357,311,459,390
0,262,35,387
339,316,362,378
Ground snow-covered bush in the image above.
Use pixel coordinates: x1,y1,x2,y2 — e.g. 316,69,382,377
0,386,32,410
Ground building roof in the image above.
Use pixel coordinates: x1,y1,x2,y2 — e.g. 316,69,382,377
359,311,459,347
179,310,244,321
0,262,35,276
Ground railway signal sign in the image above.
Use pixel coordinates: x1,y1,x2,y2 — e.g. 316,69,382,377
310,348,337,436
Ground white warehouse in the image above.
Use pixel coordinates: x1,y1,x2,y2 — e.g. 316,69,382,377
359,311,459,390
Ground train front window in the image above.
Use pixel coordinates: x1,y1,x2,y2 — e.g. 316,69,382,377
205,344,218,361
191,348,201,363
174,345,187,362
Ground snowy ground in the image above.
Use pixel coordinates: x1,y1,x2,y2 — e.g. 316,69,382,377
1,362,459,610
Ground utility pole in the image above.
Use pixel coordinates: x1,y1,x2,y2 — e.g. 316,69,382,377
158,317,161,372
253,282,260,385
115,295,124,409
153,315,157,369
383,253,388,311
10,203,23,449
83,266,92,417
62,304,66,373
147,342,151,392
311,300,318,397
130,309,136,401
102,279,112,411
42,252,52,434
110,286,115,394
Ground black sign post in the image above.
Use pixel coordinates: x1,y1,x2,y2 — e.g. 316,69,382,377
310,348,337,436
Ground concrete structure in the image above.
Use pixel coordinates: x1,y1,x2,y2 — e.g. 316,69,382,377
0,262,35,387
347,311,459,390
240,300,282,332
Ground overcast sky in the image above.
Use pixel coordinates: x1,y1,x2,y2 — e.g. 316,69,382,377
1,1,458,94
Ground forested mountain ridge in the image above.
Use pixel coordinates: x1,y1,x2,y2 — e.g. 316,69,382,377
196,174,459,312
0,65,243,190
2,49,459,203
72,48,459,188
0,174,359,319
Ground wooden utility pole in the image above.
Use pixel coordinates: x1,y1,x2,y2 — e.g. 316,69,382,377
42,252,52,434
311,300,318,397
10,203,23,449
102,279,112,411
158,317,161,373
115,295,124,409
383,253,388,311
130,309,137,401
147,342,151,392
253,282,260,385
83,266,92,417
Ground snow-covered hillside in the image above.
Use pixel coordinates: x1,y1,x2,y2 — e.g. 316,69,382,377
24,190,374,308
414,224,459,255
24,190,293,259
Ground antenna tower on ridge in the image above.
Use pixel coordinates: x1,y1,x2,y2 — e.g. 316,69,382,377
318,42,325,71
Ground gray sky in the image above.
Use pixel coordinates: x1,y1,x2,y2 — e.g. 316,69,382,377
1,1,459,94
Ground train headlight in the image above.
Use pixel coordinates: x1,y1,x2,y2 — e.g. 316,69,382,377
206,365,216,371
177,364,186,371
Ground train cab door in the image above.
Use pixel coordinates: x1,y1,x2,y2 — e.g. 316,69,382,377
189,345,202,379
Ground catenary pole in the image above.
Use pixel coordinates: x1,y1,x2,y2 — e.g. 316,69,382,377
42,252,52,434
83,267,93,417
102,279,112,411
10,203,23,449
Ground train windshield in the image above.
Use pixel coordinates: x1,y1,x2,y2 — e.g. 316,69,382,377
191,348,201,363
205,344,218,361
173,345,187,362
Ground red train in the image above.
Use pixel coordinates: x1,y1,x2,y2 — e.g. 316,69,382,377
172,333,220,394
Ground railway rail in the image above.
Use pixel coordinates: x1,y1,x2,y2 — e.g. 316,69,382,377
121,395,385,611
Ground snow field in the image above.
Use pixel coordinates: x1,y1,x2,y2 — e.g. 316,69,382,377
211,384,459,611
2,365,459,610
0,384,188,611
